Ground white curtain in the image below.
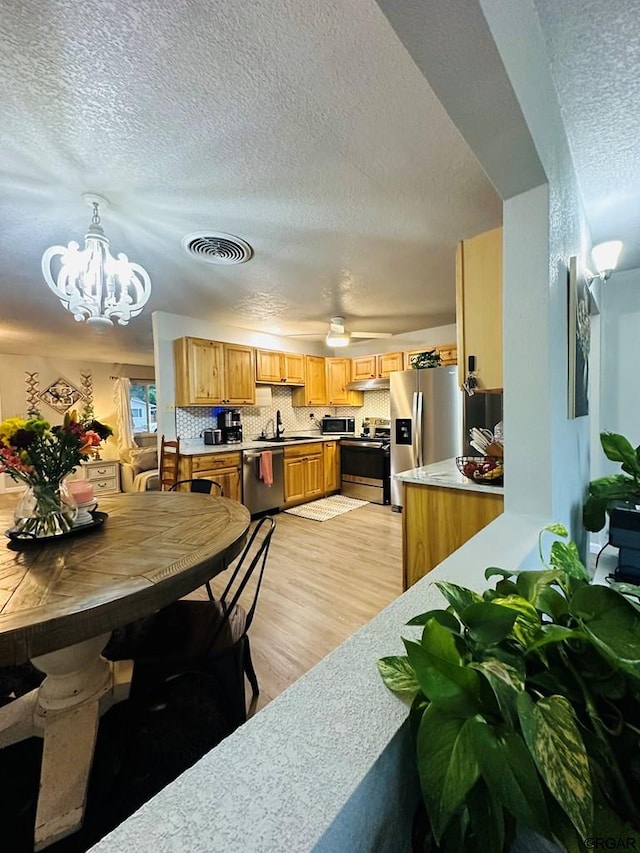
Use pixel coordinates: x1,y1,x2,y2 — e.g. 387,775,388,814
113,377,136,462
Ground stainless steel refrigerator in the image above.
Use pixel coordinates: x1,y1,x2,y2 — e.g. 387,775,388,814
390,366,463,509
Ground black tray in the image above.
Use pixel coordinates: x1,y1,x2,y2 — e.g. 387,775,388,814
5,511,108,549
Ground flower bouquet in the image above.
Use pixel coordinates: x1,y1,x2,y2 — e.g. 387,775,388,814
0,411,113,538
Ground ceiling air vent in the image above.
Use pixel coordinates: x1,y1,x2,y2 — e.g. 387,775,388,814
181,232,253,265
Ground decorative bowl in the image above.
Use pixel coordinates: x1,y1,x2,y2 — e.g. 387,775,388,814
455,455,504,485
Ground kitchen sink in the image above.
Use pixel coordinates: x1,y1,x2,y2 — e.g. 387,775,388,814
257,436,315,442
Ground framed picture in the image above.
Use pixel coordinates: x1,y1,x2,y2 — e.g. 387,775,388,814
568,255,590,418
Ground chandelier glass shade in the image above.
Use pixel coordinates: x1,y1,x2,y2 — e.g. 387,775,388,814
41,199,152,328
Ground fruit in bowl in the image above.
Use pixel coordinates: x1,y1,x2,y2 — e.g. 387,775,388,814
455,455,503,483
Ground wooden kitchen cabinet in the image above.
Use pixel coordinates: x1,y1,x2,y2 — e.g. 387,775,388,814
456,226,503,390
351,355,378,381
323,441,340,493
177,451,242,502
405,343,457,368
351,351,404,380
377,351,404,377
174,337,255,406
255,349,305,385
174,337,224,405
402,481,503,590
283,443,324,505
326,358,363,406
292,356,328,407
223,343,256,405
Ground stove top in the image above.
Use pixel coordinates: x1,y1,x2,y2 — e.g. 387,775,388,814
340,435,390,449
360,416,390,442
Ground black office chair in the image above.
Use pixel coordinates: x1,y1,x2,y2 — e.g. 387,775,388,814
169,479,224,600
107,516,276,729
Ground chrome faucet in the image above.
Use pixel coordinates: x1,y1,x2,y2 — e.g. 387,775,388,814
276,409,284,438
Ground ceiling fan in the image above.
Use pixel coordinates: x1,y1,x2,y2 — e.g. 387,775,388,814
292,316,393,347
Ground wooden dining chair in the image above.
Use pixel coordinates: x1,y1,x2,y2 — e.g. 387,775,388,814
159,436,180,491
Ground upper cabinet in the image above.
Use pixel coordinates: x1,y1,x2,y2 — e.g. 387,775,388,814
174,337,256,406
377,351,404,378
326,358,363,406
223,343,256,405
405,343,458,368
352,351,404,380
255,349,305,385
292,357,364,407
292,355,328,406
351,355,378,381
456,226,503,391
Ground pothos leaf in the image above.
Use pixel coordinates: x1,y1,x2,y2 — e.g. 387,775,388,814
377,655,419,696
490,595,541,646
517,693,593,838
543,523,569,538
469,718,551,839
460,602,518,646
484,567,517,581
549,540,589,580
406,609,460,632
416,706,480,843
470,658,523,727
435,581,482,616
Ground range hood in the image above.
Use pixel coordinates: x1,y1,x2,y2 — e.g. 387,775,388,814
346,377,390,391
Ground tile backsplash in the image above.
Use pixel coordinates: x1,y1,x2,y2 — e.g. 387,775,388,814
175,386,390,440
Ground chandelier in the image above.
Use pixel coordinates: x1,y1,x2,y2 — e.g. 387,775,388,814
41,193,152,328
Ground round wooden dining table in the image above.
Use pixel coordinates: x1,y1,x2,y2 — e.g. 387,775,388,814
0,491,250,851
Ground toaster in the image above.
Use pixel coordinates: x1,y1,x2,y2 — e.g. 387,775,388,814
203,429,215,445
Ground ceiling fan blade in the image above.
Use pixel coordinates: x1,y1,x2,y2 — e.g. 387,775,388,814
350,332,393,339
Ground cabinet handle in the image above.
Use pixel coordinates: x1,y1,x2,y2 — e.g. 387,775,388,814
96,468,108,475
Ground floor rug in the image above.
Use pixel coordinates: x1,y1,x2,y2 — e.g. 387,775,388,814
284,495,368,522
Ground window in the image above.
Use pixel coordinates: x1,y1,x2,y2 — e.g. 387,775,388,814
129,382,157,434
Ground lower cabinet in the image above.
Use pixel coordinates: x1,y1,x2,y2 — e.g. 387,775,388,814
323,441,340,493
403,481,503,590
177,452,242,503
284,443,324,506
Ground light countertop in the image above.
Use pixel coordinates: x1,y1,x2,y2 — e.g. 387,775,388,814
393,457,505,496
179,435,334,455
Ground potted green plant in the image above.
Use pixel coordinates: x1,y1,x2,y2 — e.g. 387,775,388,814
583,432,640,582
583,432,640,531
378,525,640,851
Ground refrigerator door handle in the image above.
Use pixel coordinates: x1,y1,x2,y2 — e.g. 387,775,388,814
417,391,424,467
411,391,420,468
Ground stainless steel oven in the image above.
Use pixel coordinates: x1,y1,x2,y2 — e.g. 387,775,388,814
340,420,391,505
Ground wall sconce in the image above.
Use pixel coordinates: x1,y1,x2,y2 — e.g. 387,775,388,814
585,240,623,285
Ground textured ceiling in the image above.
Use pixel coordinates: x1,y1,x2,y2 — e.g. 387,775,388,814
2,1,636,366
534,0,640,271
0,0,502,363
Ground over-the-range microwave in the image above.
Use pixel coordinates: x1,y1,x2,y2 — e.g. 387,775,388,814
321,416,355,435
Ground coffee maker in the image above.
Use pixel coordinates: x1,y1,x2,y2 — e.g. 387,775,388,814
217,409,243,444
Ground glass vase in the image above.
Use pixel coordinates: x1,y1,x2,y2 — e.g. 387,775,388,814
13,481,78,538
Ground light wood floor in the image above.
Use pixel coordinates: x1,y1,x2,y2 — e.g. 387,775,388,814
186,502,403,711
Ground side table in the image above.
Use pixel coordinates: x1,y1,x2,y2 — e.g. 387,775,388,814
81,459,120,495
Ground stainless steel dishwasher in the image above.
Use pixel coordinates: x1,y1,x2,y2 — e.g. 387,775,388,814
242,448,285,514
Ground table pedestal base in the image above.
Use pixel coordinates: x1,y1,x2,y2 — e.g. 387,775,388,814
0,633,133,850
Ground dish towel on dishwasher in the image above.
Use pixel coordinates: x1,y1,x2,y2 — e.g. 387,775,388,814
259,450,273,487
